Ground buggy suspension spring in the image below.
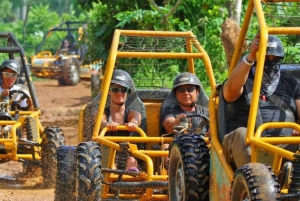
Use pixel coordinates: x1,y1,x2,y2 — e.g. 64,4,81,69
289,154,300,194
25,116,34,141
115,142,130,171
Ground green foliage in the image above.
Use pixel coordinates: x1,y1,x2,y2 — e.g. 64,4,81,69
5,0,300,95
0,0,14,23
82,0,229,90
0,1,87,58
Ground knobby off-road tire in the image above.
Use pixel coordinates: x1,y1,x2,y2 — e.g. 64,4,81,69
41,126,65,187
77,141,102,201
58,77,67,86
55,145,77,201
231,163,281,201
62,58,80,86
168,133,210,201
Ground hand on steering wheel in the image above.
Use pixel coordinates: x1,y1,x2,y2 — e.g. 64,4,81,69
9,89,31,111
186,113,210,134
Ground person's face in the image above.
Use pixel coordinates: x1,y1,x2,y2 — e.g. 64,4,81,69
175,84,199,107
263,55,282,81
1,68,18,88
63,41,69,48
109,83,129,104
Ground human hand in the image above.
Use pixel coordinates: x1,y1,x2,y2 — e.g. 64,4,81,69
125,121,138,132
107,121,120,131
292,129,300,136
26,98,33,108
248,33,260,61
174,113,187,126
1,89,9,98
204,130,211,138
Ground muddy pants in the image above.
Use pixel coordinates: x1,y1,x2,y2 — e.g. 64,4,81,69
222,127,300,169
222,127,250,169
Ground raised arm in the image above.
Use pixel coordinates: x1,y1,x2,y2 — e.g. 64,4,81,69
223,33,260,102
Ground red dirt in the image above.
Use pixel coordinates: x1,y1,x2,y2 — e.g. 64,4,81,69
0,79,93,201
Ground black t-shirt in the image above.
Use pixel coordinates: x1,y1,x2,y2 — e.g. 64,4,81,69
226,74,300,136
161,104,209,135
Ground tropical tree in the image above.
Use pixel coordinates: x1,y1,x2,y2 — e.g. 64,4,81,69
0,0,87,57
78,0,230,86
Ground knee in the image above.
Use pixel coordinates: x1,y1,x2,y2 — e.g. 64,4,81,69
126,156,138,169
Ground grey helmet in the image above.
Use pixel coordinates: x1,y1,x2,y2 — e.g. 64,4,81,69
111,69,133,93
266,35,284,59
172,72,201,91
0,59,20,75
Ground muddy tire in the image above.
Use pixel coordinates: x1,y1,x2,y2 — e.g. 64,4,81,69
58,77,67,86
62,58,80,86
168,133,210,201
41,126,65,187
231,163,281,201
77,141,102,201
55,145,77,201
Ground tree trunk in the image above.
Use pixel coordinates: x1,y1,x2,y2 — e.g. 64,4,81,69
221,18,247,68
233,0,242,25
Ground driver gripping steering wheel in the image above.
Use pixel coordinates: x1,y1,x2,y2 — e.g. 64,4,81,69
0,59,33,111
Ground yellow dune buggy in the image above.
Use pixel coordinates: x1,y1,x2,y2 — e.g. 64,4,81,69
30,21,103,86
0,32,65,187
209,0,300,200
54,30,216,201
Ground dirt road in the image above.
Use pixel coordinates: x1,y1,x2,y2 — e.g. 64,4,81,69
0,79,92,201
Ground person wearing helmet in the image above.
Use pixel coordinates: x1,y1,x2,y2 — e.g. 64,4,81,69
222,33,300,185
161,72,209,169
0,59,33,111
56,39,69,55
162,72,209,134
100,69,141,172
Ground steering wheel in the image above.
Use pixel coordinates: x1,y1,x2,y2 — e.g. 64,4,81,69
185,113,210,134
186,113,209,122
9,89,31,111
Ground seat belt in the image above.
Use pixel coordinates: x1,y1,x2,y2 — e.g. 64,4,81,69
244,80,264,131
268,94,295,122
245,79,295,131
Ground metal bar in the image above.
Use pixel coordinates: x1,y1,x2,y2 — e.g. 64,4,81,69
117,52,204,58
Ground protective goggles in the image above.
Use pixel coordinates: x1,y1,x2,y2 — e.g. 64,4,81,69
110,87,129,93
176,86,196,93
2,72,18,78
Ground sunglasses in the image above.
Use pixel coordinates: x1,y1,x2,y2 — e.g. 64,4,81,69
110,87,129,93
2,72,18,78
176,86,196,93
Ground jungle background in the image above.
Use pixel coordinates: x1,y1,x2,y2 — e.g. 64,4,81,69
1,0,252,93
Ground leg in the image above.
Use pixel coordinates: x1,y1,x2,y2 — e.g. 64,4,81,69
162,143,170,169
126,156,139,172
222,127,251,168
